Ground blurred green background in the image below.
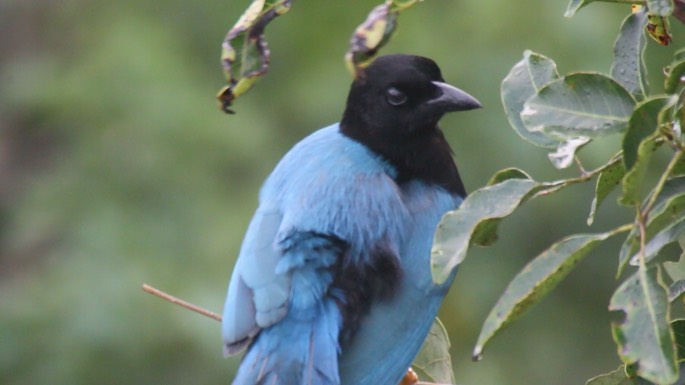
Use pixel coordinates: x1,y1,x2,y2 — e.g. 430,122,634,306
1,1,684,384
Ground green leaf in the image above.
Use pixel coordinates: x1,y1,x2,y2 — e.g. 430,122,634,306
548,137,591,169
620,132,660,206
620,177,685,274
650,177,685,227
501,51,562,148
486,167,532,186
673,155,685,177
648,0,674,17
565,0,595,18
665,49,685,94
473,230,624,360
630,216,685,265
522,73,636,140
588,156,626,225
672,319,685,359
624,97,671,170
612,11,649,101
412,318,456,384
610,266,677,385
631,216,685,265
431,178,540,285
664,239,685,282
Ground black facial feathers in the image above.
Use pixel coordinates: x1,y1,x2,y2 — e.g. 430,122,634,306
340,54,480,197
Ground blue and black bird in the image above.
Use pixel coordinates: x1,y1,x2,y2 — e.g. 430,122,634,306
222,54,481,385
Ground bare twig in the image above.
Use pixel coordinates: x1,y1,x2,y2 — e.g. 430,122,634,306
417,383,452,385
142,283,222,322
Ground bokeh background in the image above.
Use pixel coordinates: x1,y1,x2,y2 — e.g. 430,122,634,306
2,1,684,384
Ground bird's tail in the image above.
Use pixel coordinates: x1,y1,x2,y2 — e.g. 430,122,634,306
232,300,342,385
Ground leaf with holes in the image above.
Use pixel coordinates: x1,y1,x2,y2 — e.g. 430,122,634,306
217,0,293,113
588,156,625,225
610,266,677,385
345,0,423,78
664,240,685,282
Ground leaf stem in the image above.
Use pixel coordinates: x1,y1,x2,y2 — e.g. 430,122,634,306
636,206,648,268
535,157,623,198
611,223,635,235
574,155,588,177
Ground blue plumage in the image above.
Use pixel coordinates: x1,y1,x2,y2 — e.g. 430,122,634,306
222,54,480,385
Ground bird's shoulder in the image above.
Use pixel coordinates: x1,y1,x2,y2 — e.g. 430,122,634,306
257,123,410,256
263,123,398,194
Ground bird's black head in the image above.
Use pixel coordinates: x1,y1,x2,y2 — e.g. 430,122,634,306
340,54,481,196
341,54,481,136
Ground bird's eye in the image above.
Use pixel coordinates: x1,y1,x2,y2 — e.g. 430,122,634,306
386,87,407,106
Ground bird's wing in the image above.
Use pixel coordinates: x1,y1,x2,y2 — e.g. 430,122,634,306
222,208,289,355
222,125,408,356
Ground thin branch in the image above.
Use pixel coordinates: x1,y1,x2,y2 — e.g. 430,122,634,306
636,206,648,268
417,382,453,385
142,283,222,322
574,155,588,177
533,158,620,198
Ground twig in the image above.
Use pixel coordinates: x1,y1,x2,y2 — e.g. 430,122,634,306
636,206,648,268
142,283,222,322
417,382,453,385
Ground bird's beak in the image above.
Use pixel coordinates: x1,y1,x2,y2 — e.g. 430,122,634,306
427,81,482,112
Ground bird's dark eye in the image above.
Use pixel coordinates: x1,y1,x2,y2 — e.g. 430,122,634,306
386,87,407,106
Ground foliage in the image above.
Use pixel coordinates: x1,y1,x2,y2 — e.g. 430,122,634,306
431,2,685,384
3,1,677,385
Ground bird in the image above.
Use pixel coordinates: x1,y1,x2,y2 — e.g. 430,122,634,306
221,53,481,385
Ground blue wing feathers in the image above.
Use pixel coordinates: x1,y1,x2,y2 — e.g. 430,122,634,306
232,234,344,385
